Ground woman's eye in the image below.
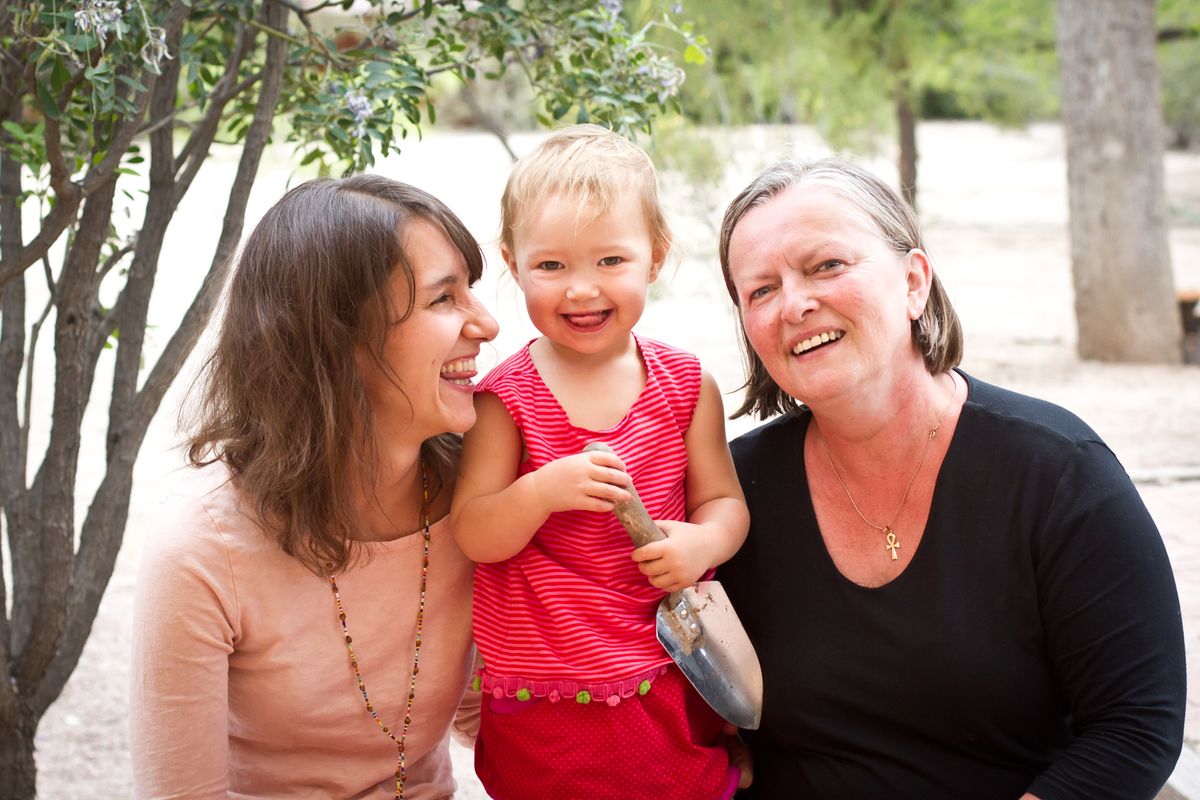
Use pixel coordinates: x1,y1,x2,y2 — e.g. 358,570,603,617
599,256,623,267
748,285,773,302
536,261,563,271
431,293,452,305
816,259,844,272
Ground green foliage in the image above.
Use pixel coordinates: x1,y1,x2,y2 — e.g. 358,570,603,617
1158,0,1200,149
3,0,703,186
667,0,1057,148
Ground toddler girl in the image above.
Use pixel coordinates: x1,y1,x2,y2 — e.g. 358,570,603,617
451,124,749,799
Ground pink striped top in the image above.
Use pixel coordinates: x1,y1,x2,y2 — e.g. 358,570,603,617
472,334,702,700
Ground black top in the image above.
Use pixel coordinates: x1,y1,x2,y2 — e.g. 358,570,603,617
722,372,1185,800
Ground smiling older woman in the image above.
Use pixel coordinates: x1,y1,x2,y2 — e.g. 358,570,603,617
716,158,1185,800
130,176,499,798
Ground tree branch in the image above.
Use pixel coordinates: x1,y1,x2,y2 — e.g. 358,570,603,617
174,21,256,192
0,126,26,694
35,0,291,715
14,171,118,693
0,189,81,289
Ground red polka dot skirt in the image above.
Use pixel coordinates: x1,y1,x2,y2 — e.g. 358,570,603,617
475,664,739,799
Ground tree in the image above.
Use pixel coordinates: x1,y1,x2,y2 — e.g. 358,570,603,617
1056,0,1180,362
0,0,700,792
669,0,1055,207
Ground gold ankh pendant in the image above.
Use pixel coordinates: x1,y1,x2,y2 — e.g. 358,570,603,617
883,526,901,560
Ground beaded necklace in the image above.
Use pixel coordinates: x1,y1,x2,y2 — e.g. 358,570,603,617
331,464,430,800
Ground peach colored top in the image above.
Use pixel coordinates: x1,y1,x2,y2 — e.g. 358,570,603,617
131,463,479,799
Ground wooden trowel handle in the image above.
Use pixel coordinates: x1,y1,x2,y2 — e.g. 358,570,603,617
582,442,666,548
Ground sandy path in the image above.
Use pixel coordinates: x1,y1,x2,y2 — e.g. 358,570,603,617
29,121,1200,797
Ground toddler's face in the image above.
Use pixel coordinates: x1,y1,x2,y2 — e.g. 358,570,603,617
503,190,662,360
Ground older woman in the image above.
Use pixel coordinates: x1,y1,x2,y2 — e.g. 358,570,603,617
131,175,498,798
717,158,1185,799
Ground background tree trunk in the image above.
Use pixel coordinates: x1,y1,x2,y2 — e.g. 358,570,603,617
1056,0,1180,362
896,78,918,210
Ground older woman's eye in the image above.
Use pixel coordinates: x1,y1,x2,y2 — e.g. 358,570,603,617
748,285,773,301
816,259,845,272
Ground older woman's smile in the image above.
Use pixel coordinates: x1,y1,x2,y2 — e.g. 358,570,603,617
793,329,844,354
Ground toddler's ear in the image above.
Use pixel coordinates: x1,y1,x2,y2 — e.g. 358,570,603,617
500,246,520,283
649,239,671,283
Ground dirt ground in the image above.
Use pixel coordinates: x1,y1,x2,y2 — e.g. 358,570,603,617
29,121,1200,797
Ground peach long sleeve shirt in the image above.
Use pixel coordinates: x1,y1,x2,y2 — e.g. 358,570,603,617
131,464,479,799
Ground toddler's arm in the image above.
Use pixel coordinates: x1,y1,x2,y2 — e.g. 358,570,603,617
451,391,633,563
631,371,749,592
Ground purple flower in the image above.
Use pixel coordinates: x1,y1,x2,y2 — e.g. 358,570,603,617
75,0,123,41
344,90,373,139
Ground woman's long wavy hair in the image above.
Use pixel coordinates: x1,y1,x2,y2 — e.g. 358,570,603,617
718,158,963,420
186,175,484,575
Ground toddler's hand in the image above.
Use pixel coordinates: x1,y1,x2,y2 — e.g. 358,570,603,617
531,450,632,515
630,520,717,593
718,722,753,789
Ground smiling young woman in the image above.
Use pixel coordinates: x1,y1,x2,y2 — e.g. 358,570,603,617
131,175,498,799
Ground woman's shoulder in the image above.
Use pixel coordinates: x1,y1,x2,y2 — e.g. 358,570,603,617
961,371,1104,448
140,462,271,566
730,412,810,460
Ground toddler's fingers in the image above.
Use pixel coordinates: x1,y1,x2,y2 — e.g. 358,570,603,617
630,542,666,563
584,450,628,474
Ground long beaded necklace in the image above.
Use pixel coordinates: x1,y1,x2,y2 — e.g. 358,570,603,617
816,373,959,561
331,464,429,800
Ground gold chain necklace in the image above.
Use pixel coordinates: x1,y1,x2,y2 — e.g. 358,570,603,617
816,374,959,561
331,464,430,799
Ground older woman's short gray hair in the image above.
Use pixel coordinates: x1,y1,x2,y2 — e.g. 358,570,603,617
718,158,963,419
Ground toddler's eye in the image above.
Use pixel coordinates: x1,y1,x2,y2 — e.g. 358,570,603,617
536,261,563,271
599,256,623,267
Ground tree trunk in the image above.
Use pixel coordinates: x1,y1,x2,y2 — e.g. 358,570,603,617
896,80,918,210
1056,0,1180,362
0,704,37,799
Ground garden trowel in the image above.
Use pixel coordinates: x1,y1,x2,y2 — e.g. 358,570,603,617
584,442,763,730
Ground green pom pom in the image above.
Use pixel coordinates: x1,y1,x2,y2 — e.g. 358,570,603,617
638,680,651,696
576,690,591,704
470,676,481,692
516,688,531,701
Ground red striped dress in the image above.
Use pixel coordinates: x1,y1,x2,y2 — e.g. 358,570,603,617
471,334,736,800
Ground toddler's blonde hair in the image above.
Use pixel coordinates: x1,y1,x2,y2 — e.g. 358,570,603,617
500,124,671,260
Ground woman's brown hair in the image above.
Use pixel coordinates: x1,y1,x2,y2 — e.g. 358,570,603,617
186,175,484,575
718,158,963,420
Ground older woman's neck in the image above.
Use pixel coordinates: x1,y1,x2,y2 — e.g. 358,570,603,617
813,369,959,460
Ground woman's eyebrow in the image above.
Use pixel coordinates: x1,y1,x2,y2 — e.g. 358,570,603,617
420,272,460,292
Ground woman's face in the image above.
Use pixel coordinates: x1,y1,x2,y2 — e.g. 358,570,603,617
725,183,930,406
358,218,499,441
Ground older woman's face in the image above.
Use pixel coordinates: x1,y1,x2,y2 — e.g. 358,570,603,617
358,218,499,441
726,183,929,406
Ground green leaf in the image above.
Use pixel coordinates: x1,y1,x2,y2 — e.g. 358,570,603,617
683,43,706,65
118,75,149,93
36,80,60,120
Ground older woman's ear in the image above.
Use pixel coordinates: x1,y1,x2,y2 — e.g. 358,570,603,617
904,248,934,320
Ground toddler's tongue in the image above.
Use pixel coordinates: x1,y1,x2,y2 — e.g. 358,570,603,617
566,311,608,328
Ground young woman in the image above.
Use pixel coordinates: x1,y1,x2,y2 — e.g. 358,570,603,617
131,175,498,799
